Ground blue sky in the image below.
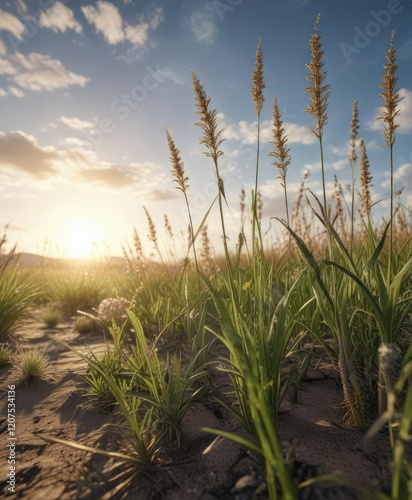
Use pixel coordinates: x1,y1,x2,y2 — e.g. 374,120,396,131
0,0,411,259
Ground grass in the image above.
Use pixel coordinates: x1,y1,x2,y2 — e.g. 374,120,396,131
11,16,412,500
13,348,50,384
39,303,63,328
0,241,39,340
0,343,11,367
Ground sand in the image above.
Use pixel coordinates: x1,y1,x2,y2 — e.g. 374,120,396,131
0,317,392,499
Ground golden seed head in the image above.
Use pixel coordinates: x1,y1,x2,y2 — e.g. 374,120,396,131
304,14,330,137
143,207,157,246
350,100,359,165
166,128,189,193
251,38,265,116
359,139,373,216
378,30,401,148
191,70,224,164
269,96,291,184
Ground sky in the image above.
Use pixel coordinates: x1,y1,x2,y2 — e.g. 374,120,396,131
0,0,411,260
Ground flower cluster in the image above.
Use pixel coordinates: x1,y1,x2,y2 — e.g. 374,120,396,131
97,297,130,325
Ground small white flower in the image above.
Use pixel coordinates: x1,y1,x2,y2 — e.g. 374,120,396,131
97,297,130,324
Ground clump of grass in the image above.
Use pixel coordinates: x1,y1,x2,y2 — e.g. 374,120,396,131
14,348,50,384
73,315,99,334
0,233,39,340
51,269,107,314
39,303,63,328
0,343,11,367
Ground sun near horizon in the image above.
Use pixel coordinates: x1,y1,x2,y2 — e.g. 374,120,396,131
59,218,104,260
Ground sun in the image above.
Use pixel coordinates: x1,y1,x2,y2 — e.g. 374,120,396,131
62,220,104,259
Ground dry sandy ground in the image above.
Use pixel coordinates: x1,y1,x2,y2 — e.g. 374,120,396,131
0,318,392,499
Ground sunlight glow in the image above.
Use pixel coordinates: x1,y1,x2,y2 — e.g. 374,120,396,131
61,219,104,259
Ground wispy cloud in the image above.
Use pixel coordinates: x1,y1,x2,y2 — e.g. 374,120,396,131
15,0,27,15
82,1,163,56
39,1,83,34
381,162,412,188
82,1,124,44
0,52,89,92
8,86,24,98
187,10,217,45
0,131,166,192
219,114,315,145
60,116,97,130
0,131,59,178
77,166,137,189
0,8,25,40
59,137,91,148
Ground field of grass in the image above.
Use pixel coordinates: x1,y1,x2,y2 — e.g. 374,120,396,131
1,19,411,500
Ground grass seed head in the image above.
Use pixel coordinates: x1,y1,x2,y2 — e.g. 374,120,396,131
269,96,291,185
191,70,224,165
359,139,373,216
166,128,189,193
304,14,330,137
350,99,359,165
378,31,401,148
251,38,265,116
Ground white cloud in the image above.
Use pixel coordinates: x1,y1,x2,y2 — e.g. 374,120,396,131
124,21,149,46
82,1,163,58
283,122,316,145
8,86,24,98
82,1,124,45
59,137,91,148
369,88,412,133
60,116,96,130
219,114,315,146
394,162,412,182
4,52,89,92
0,131,160,191
15,0,27,15
39,2,83,34
188,11,217,45
331,159,347,171
0,57,17,75
0,88,7,97
0,131,59,178
398,88,412,130
381,163,412,188
0,9,25,40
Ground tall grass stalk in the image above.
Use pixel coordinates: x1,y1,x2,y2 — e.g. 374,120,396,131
270,95,292,289
251,39,265,252
304,14,330,227
378,30,400,280
349,99,359,254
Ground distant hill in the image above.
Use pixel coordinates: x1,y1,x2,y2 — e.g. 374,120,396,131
12,252,125,268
